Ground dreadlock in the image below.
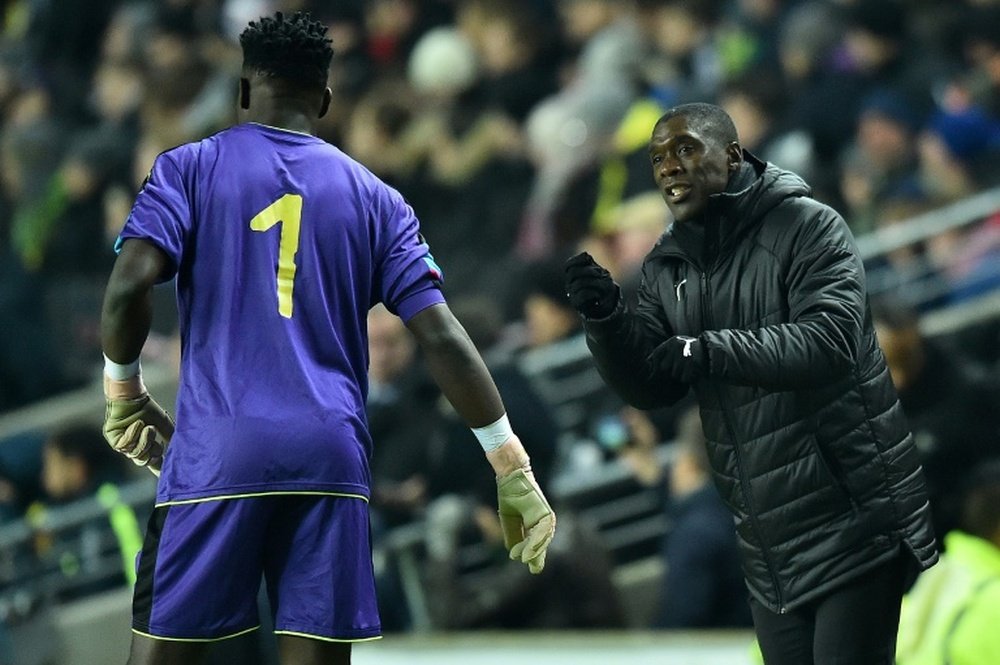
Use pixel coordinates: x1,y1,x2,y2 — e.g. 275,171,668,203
239,11,333,90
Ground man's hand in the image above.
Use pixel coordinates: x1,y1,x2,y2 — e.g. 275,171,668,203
486,437,556,574
103,375,174,476
565,252,620,319
646,335,708,383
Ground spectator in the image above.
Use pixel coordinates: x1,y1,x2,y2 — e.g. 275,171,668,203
714,0,789,77
515,258,623,473
837,90,922,235
366,305,439,633
896,459,1000,665
615,405,750,628
865,196,950,311
786,0,942,177
718,72,816,186
873,299,1000,541
657,407,751,628
637,0,724,107
24,0,119,119
39,424,131,504
0,430,46,523
918,106,1000,205
422,495,624,630
29,424,142,598
516,0,640,258
601,191,671,298
366,304,440,529
457,0,560,122
401,26,534,300
585,97,668,236
948,5,1000,118
427,296,558,502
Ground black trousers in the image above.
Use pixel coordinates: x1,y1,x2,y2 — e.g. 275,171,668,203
750,553,908,665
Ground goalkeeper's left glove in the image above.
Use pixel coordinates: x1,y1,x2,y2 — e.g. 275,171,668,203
486,436,556,574
103,374,174,476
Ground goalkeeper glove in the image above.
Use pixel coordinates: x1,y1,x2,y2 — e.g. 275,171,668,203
486,436,556,574
103,373,174,476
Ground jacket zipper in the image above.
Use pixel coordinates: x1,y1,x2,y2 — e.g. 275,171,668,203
700,268,787,613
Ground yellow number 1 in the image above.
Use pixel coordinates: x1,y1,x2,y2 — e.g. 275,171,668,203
250,193,302,318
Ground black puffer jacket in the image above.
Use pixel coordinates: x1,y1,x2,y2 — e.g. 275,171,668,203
584,154,937,613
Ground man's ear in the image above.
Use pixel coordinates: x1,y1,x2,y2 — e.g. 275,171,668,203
318,87,332,119
727,142,743,172
239,78,251,110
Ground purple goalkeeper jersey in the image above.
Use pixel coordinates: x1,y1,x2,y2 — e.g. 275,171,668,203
117,123,445,504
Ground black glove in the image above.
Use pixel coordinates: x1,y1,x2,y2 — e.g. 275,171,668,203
564,252,620,319
645,335,708,383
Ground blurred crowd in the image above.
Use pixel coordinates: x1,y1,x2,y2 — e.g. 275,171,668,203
1,0,1000,650
2,0,1000,410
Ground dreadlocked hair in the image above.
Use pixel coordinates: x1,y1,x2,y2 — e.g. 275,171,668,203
239,11,333,89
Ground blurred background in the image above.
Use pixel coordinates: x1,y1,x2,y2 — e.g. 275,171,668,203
0,0,998,663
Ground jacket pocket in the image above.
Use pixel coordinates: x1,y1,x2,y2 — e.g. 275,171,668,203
811,436,860,514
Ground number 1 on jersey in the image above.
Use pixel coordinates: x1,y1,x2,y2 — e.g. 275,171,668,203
250,193,302,318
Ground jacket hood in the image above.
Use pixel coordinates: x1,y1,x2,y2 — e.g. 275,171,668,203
714,150,811,221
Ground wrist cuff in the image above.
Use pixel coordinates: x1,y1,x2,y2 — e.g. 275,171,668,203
485,437,530,477
103,373,147,400
472,413,514,452
104,355,141,381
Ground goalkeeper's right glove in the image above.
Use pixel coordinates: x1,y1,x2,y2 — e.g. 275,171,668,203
486,436,556,574
103,374,174,476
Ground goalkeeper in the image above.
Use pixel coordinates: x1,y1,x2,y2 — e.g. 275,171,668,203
100,11,554,665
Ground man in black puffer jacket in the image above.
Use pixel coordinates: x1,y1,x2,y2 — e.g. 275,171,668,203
565,103,937,665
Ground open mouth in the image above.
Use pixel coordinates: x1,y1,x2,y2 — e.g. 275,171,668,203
666,184,692,203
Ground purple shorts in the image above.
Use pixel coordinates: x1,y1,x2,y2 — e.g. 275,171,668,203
132,494,381,642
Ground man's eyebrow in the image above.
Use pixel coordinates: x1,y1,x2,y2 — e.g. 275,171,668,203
648,136,672,152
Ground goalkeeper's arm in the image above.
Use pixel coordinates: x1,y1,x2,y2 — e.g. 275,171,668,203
100,239,174,475
405,303,556,574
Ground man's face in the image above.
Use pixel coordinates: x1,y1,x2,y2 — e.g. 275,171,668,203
875,322,924,392
42,445,87,501
368,310,415,384
649,116,737,222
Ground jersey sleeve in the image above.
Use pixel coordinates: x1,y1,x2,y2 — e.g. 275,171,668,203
114,150,192,281
370,182,445,322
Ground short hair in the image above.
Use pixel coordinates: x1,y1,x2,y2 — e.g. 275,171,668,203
46,424,118,476
656,103,739,149
239,11,333,90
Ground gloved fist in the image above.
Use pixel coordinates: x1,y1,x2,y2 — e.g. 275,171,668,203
564,252,620,319
103,375,174,476
486,437,556,574
645,335,708,383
